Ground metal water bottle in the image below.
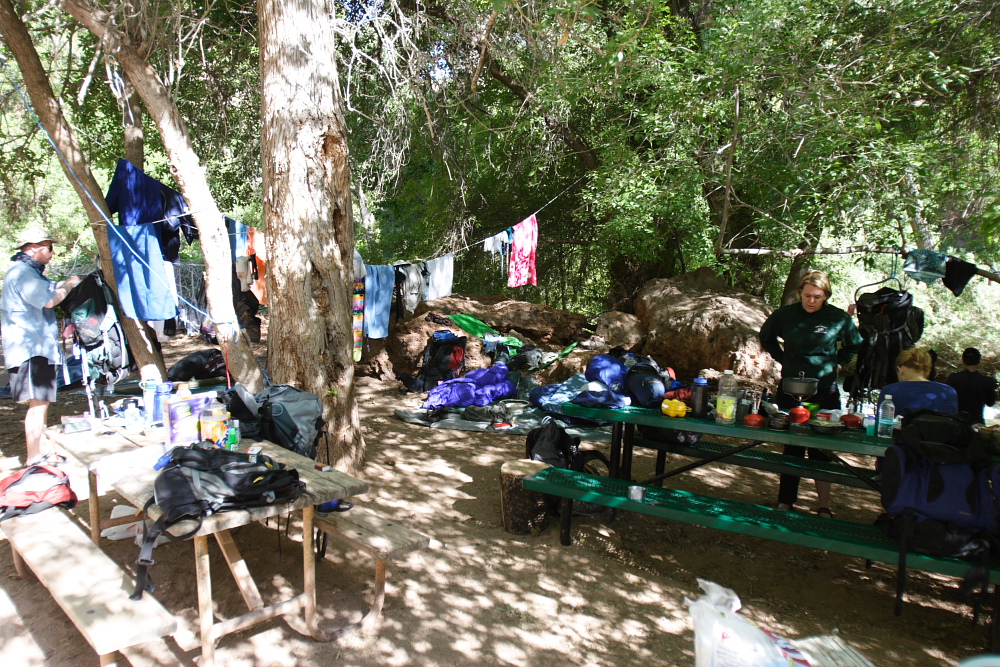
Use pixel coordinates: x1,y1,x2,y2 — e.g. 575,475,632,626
691,377,710,419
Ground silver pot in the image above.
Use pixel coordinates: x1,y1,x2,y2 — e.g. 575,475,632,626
782,372,818,398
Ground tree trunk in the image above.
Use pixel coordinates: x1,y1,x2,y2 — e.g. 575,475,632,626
122,81,144,169
780,216,824,306
259,0,365,473
61,0,263,390
0,0,166,380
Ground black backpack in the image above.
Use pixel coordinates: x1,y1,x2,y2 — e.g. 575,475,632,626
219,383,326,460
846,287,924,405
131,442,304,599
525,418,612,515
403,331,467,392
894,409,989,467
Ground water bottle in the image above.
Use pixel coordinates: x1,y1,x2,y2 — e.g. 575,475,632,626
715,370,739,425
624,353,637,368
123,399,142,433
691,377,710,419
153,383,174,424
877,395,895,440
141,380,157,426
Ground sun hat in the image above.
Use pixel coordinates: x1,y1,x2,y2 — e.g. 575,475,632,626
16,226,55,249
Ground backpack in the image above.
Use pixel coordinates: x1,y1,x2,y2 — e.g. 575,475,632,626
877,410,1000,602
525,418,612,515
131,442,305,599
846,287,924,406
404,331,468,393
894,409,989,467
60,271,135,388
255,385,326,460
0,465,78,522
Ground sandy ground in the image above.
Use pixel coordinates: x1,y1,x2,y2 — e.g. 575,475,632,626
0,335,994,667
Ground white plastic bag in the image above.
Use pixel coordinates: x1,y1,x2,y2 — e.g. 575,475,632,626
686,579,811,667
99,505,144,541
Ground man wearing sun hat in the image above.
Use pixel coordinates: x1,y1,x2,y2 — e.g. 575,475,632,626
1,227,83,466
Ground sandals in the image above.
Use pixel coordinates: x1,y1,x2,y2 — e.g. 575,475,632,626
26,452,67,467
815,507,834,518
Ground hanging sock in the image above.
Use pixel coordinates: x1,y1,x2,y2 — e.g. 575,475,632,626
352,279,365,362
943,256,979,297
508,215,538,287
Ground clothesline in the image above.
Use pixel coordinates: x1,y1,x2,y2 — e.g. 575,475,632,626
0,60,229,331
448,174,588,258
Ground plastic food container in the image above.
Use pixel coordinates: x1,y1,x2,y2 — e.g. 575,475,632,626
500,399,531,416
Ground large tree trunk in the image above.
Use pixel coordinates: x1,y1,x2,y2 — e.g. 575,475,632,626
0,0,167,380
61,0,264,390
121,81,144,170
259,0,365,473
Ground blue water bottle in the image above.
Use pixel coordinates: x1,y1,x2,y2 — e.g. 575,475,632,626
153,383,174,424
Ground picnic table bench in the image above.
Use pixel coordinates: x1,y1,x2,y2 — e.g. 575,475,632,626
634,435,881,489
523,466,1000,647
314,507,431,636
2,508,176,666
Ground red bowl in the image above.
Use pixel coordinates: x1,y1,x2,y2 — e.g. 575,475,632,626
743,414,766,429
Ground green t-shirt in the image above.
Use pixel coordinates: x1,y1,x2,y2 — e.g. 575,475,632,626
759,302,863,390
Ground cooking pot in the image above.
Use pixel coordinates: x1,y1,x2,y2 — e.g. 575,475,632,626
768,414,790,431
743,413,766,429
782,372,819,398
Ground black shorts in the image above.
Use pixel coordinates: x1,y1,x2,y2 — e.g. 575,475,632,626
8,357,57,403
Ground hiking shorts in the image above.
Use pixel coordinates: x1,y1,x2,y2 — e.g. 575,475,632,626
8,357,57,404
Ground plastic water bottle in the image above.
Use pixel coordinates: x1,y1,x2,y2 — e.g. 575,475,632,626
877,395,895,440
691,377,710,419
715,370,739,425
624,353,637,368
153,383,174,424
141,380,157,426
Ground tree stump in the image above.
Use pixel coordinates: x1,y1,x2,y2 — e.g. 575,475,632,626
500,460,550,535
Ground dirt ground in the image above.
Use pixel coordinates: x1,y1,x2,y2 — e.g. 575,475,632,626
0,334,994,667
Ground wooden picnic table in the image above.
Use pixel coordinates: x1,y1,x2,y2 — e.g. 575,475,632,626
560,403,887,486
48,423,369,667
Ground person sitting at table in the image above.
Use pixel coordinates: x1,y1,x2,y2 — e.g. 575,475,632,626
877,347,958,417
945,347,997,424
759,270,863,518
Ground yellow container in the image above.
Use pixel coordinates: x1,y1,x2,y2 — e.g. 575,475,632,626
661,399,690,418
200,413,229,445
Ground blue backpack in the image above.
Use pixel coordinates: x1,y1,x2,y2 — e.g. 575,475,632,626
877,409,1000,607
878,438,1000,606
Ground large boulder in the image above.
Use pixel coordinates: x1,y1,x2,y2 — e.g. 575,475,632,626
634,269,779,385
595,311,642,350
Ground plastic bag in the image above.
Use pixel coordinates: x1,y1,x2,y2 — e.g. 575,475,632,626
686,579,811,667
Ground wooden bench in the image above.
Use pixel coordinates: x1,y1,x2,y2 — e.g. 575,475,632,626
314,507,430,636
634,436,880,489
523,466,1000,643
1,508,177,666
